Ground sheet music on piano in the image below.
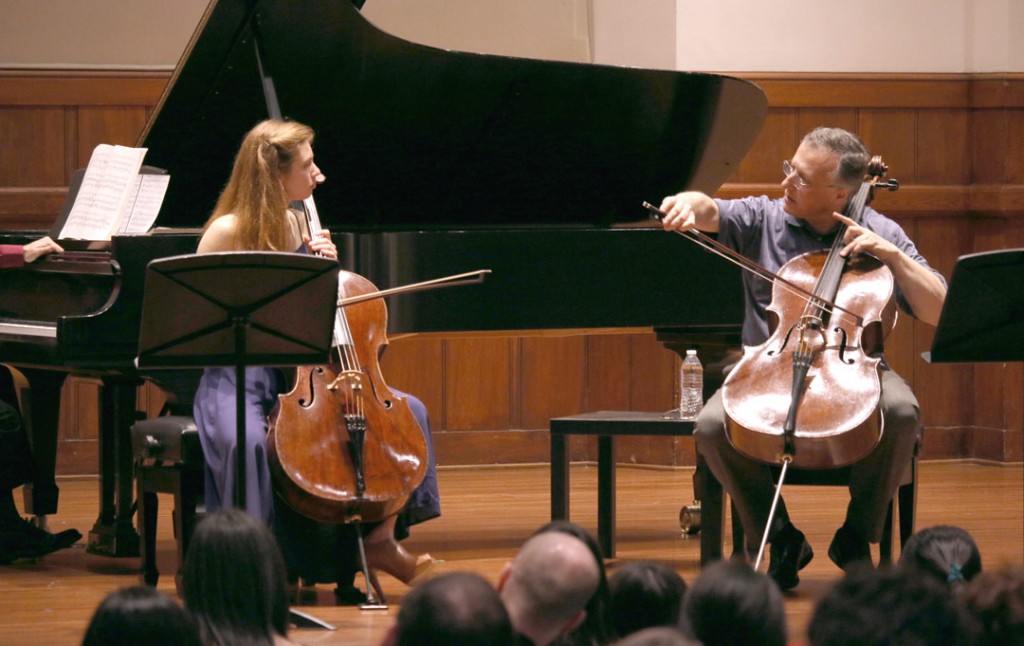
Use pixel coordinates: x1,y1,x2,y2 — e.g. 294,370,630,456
57,144,170,241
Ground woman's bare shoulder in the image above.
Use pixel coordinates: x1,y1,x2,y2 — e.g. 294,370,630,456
197,214,240,253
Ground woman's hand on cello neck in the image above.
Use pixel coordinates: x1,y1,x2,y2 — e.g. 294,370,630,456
305,230,338,260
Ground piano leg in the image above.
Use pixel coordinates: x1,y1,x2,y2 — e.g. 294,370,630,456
87,375,141,557
16,368,67,517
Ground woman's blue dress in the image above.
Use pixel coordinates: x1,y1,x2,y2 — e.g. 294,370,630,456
191,244,441,584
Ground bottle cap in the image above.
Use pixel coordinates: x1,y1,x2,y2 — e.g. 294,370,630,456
686,349,697,356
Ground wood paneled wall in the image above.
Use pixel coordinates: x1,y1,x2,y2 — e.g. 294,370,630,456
1,70,1021,474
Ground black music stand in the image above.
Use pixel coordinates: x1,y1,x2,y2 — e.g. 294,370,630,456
925,248,1024,363
136,252,338,629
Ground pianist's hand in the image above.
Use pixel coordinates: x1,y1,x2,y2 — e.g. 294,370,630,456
23,236,63,263
305,230,338,260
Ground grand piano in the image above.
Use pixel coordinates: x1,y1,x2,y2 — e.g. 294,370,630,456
0,0,766,556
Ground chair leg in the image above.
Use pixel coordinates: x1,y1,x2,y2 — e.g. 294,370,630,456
177,467,203,590
696,454,724,566
730,500,746,560
879,500,895,566
139,483,159,586
898,461,918,547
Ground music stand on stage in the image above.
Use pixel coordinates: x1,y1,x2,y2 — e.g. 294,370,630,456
925,248,1024,363
136,251,338,629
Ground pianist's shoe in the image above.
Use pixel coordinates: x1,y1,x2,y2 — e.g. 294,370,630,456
0,517,81,564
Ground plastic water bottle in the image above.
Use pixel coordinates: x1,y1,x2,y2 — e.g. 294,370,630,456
679,349,704,420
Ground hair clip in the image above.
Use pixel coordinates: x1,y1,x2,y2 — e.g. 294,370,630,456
947,563,964,582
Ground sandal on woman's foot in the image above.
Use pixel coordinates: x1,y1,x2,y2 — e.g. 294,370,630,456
364,538,436,586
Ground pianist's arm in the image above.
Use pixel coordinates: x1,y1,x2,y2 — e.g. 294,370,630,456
0,237,64,268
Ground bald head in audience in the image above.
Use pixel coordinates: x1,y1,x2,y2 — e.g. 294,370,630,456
497,530,602,646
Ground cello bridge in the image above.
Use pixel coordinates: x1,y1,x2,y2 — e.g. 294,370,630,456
328,370,364,392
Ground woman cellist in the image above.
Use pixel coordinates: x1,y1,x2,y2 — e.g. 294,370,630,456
193,119,438,602
658,127,946,591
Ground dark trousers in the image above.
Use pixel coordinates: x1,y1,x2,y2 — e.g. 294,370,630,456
696,369,921,546
0,397,37,491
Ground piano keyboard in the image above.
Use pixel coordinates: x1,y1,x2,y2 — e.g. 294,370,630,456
0,319,57,340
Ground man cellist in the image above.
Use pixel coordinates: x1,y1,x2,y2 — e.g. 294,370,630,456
658,127,947,590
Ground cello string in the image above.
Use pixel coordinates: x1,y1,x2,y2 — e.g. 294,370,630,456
645,202,866,328
302,195,352,367
302,194,367,379
669,227,866,329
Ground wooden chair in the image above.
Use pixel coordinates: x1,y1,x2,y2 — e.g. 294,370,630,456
130,414,204,588
696,438,920,566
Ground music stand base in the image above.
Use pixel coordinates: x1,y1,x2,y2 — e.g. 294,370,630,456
288,607,337,630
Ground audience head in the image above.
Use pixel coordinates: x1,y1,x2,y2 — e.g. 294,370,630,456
613,626,702,646
807,564,973,646
681,559,786,646
82,585,200,646
960,565,1024,646
182,509,291,646
383,571,515,646
608,560,686,639
498,524,603,646
898,524,982,589
531,521,611,646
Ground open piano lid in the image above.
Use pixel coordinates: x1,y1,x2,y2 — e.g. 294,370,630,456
138,0,767,231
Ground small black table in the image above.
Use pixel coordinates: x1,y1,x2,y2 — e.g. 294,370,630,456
549,410,697,558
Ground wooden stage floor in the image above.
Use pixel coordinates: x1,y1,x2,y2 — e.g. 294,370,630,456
1,460,1021,645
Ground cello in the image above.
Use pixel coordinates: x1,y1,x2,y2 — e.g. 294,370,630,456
266,195,428,527
722,157,900,471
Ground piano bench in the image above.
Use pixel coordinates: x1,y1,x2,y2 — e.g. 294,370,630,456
549,411,695,559
130,415,204,590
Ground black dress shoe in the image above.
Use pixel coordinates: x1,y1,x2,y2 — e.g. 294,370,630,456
767,523,813,591
333,584,368,606
0,518,81,564
828,523,871,570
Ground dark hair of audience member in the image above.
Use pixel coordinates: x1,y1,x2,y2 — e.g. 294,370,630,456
388,571,516,646
532,520,612,646
608,560,686,639
613,625,702,646
681,559,786,646
959,565,1024,646
807,564,974,646
181,509,291,646
81,585,201,646
898,524,982,589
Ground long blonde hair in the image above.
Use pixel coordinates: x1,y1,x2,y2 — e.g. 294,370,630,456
206,119,314,251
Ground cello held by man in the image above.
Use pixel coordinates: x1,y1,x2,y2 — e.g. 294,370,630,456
658,127,947,590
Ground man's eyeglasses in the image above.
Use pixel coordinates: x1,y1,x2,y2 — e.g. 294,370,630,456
782,160,839,190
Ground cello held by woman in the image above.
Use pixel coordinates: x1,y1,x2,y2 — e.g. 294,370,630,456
657,127,946,590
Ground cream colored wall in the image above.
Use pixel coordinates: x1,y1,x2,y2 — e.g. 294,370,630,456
674,0,1023,73
0,0,1019,73
362,0,593,63
589,0,676,69
0,0,209,69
